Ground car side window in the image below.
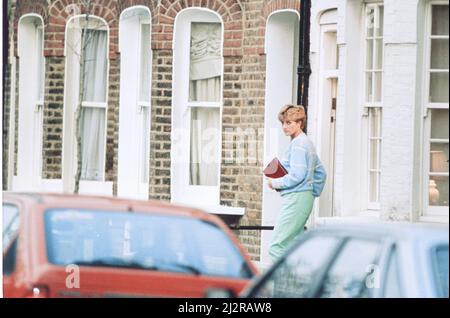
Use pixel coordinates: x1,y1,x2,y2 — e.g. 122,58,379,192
317,239,381,298
251,236,340,298
2,203,20,253
3,238,18,276
433,245,449,298
2,203,20,276
383,247,402,298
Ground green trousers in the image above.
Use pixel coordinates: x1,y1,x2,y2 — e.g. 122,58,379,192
269,191,314,262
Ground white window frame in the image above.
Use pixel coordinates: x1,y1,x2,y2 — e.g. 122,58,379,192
118,7,152,199
137,19,152,195
171,8,224,207
185,19,223,201
14,14,45,191
362,2,384,211
35,25,45,181
422,1,449,217
260,9,303,266
62,15,111,194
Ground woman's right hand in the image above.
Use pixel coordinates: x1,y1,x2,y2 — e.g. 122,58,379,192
267,178,274,190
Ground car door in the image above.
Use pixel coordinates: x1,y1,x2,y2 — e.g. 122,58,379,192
314,238,383,298
380,245,403,297
246,235,342,298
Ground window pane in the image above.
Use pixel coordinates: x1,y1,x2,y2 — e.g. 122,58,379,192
370,140,379,170
429,175,449,206
429,72,449,103
319,240,381,298
3,238,18,276
139,24,151,102
431,39,449,70
366,7,375,37
190,107,220,186
369,171,379,203
377,6,384,37
36,27,45,102
82,29,108,103
430,143,449,173
252,236,339,298
2,204,20,253
374,71,382,102
189,23,222,102
189,77,221,102
366,40,373,69
366,72,373,103
375,39,383,70
369,107,381,138
431,109,449,139
336,42,340,69
433,246,449,297
432,5,449,36
140,107,150,183
80,107,106,181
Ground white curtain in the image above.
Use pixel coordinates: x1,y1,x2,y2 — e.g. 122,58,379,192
190,107,220,186
188,22,221,186
80,108,106,180
189,77,221,102
80,29,107,181
189,23,221,85
82,30,107,102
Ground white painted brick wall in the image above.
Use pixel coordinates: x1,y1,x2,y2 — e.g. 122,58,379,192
384,0,420,44
381,45,417,220
309,0,425,222
378,0,419,221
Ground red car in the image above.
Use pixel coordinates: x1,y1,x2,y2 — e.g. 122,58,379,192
2,192,258,298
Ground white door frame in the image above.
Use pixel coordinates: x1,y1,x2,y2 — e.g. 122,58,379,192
260,10,300,267
316,22,338,219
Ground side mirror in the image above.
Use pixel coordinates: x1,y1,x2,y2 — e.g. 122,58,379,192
204,288,237,298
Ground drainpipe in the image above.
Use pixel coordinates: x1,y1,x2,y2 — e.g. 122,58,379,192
297,0,312,132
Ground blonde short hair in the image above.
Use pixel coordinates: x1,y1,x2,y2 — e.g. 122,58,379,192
278,104,306,128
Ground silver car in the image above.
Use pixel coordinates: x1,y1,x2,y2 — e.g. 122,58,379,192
242,222,449,298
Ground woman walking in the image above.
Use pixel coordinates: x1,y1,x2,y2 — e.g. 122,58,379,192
267,104,327,262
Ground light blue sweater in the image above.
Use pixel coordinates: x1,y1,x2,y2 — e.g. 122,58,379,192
271,133,327,197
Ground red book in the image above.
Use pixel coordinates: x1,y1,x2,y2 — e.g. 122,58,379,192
263,158,288,178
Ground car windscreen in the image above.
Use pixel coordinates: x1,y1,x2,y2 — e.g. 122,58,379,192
44,209,253,279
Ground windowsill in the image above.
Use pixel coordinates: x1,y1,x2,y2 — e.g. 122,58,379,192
41,179,63,192
12,178,114,197
180,203,245,216
419,215,449,224
78,180,113,196
12,176,60,192
314,212,382,226
203,205,245,215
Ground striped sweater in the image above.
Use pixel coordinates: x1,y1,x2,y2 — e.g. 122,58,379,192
271,132,327,197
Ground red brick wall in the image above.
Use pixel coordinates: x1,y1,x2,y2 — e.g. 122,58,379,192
5,0,302,260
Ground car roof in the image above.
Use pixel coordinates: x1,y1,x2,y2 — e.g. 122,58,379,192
310,221,449,244
2,191,220,223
